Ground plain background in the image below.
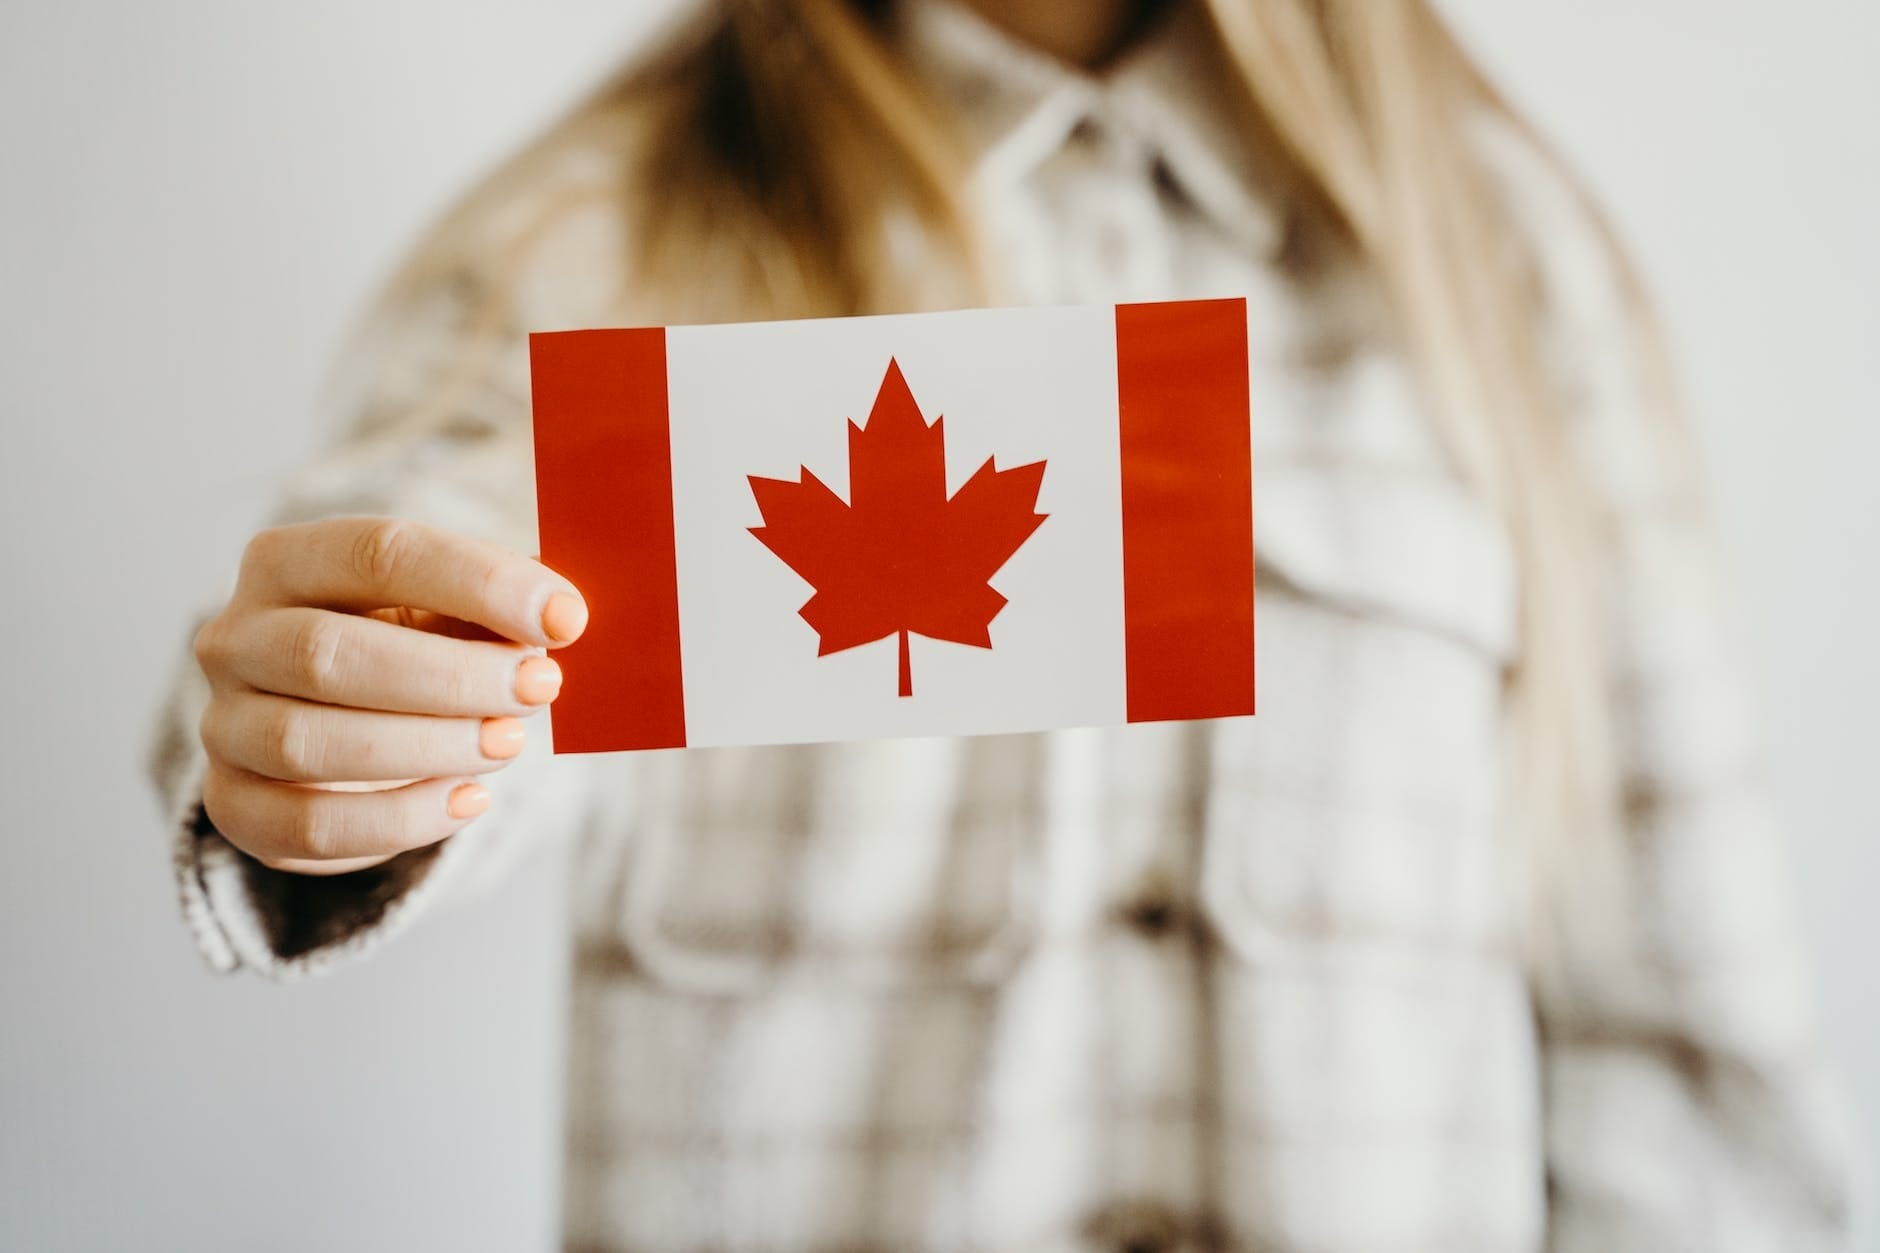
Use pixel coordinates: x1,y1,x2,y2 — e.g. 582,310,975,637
1,2,1874,1248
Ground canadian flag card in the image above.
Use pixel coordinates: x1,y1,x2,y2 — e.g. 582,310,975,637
530,297,1254,753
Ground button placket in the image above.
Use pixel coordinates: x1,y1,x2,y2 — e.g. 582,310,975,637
1046,138,1174,295
1102,114,1175,290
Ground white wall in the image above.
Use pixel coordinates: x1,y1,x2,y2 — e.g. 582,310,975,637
0,2,1872,1249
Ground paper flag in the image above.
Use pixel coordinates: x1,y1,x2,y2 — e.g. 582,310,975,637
530,297,1254,753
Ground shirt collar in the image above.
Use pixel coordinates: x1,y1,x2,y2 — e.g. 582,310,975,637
894,0,1282,258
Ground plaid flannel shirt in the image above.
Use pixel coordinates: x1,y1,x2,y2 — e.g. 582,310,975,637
150,3,1849,1248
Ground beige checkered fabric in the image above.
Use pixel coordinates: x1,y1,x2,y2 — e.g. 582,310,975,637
149,3,1849,1249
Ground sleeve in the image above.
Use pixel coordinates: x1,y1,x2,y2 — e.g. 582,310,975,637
1480,125,1857,1249
149,190,629,981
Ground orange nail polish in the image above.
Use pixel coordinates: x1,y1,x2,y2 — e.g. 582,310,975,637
447,782,491,820
479,717,526,760
542,593,588,644
516,656,563,705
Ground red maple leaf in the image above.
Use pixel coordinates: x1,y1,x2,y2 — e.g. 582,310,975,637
748,358,1048,698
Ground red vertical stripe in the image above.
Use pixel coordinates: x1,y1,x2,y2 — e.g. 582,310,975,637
531,328,687,751
1115,298,1256,723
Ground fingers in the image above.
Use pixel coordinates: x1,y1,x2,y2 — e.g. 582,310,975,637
202,606,562,718
200,689,524,784
240,517,587,648
193,517,577,872
202,764,487,872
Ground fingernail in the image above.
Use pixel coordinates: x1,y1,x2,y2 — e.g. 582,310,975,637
516,656,563,705
447,782,490,820
542,593,588,645
479,717,526,760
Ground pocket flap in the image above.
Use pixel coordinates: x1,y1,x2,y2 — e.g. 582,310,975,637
1254,457,1518,665
611,737,1046,994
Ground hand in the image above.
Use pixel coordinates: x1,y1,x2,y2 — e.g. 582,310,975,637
192,517,587,875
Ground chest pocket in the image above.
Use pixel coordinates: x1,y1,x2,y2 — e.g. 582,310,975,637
1199,448,1524,962
603,733,1046,994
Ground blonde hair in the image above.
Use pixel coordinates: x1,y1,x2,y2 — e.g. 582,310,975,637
393,0,1682,935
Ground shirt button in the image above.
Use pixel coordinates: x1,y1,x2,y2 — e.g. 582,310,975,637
1120,894,1178,937
1095,217,1133,270
1116,874,1188,939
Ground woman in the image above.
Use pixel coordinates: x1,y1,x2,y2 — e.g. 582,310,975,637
152,0,1848,1248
